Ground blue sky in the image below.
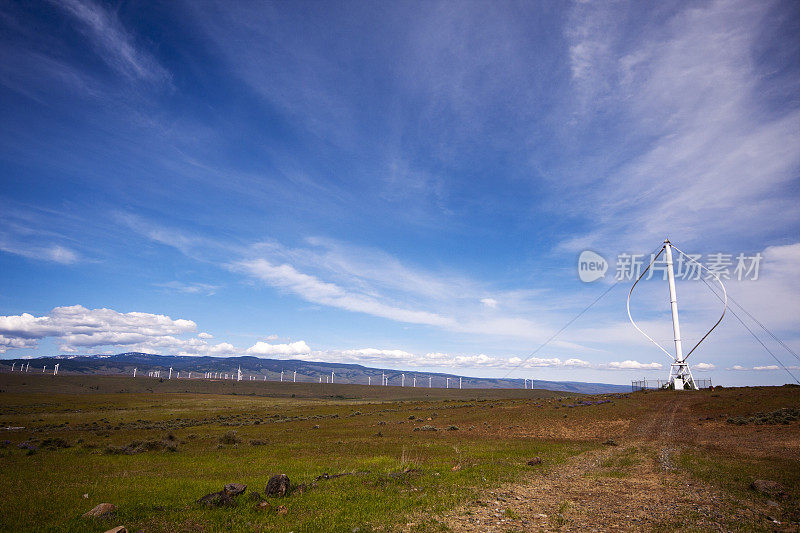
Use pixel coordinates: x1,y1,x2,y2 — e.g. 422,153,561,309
0,0,798,385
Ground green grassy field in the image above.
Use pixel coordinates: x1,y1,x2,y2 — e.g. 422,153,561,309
1,373,797,532
0,373,597,532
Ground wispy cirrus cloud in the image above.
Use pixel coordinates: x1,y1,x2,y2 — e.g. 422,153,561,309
558,0,800,251
233,257,458,329
154,281,220,296
51,0,170,84
0,241,80,264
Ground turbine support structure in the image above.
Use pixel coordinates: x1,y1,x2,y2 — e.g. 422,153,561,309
627,238,727,391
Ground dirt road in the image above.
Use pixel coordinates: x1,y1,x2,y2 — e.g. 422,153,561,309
438,395,787,532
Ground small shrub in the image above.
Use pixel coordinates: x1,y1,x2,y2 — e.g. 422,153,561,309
219,431,241,445
419,425,438,432
41,437,70,449
726,407,799,426
103,445,126,455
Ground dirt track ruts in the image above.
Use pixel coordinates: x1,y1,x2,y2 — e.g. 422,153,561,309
434,395,779,532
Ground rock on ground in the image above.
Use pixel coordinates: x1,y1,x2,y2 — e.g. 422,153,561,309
223,483,246,496
197,491,234,507
751,480,786,498
83,503,117,518
266,474,291,497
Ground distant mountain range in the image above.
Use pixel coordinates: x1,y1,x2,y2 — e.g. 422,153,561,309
2,352,631,394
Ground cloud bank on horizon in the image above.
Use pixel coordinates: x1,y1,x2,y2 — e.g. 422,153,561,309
0,0,798,385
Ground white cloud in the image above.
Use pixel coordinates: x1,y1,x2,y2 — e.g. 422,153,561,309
0,305,197,352
53,0,170,84
0,240,80,264
605,360,662,370
246,340,311,357
0,335,37,353
753,365,780,371
233,258,457,328
273,347,634,373
694,362,715,371
480,297,498,308
561,0,800,249
198,332,214,339
730,365,748,371
155,281,220,296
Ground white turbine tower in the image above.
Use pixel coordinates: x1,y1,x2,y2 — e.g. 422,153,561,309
237,366,242,381
628,238,727,390
293,370,296,382
53,363,59,376
401,374,405,387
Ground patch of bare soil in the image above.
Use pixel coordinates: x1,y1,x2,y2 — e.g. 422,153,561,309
438,397,788,532
440,445,774,532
